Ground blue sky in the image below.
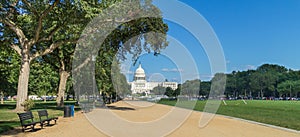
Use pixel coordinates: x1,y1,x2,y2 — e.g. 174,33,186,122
122,0,300,83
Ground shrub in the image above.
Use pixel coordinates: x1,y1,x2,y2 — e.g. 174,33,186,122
21,99,35,111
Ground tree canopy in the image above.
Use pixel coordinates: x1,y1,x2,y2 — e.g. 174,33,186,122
0,0,169,110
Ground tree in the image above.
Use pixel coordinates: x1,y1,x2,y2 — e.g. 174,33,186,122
226,71,238,98
28,60,59,102
278,80,300,98
0,0,88,111
210,73,226,99
1,0,168,110
199,81,210,97
72,0,168,104
250,71,276,98
181,79,201,97
111,60,131,99
0,45,19,104
152,86,166,95
236,70,253,98
42,45,75,107
164,87,175,97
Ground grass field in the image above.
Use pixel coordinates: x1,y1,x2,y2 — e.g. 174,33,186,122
158,100,300,131
1,100,299,134
0,101,78,134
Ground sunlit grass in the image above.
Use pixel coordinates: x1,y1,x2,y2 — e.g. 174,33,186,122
158,100,300,131
0,100,78,134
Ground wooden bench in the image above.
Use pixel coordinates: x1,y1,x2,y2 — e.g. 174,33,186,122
37,110,58,126
17,111,40,132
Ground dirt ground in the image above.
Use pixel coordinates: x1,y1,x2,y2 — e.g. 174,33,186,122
2,101,300,137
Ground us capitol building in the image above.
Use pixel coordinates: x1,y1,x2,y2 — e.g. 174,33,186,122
129,64,178,95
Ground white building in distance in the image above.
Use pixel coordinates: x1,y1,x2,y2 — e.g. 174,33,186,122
129,64,178,95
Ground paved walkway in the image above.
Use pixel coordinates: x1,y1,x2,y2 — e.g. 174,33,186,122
2,101,300,137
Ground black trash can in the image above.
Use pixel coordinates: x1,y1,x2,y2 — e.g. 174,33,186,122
64,105,71,117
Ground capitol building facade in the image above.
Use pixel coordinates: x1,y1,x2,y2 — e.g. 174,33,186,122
129,64,178,95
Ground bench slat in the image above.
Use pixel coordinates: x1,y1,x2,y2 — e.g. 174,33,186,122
38,110,58,126
17,111,38,132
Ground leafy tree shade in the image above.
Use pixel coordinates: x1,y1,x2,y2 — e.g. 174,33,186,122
72,1,168,104
28,60,59,102
0,0,90,111
111,60,131,100
42,44,75,107
1,0,168,110
0,45,19,104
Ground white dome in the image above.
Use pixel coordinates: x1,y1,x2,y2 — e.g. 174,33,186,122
134,64,146,80
135,64,145,75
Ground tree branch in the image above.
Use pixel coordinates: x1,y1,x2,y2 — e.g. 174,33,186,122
21,0,38,15
0,39,22,56
0,18,27,46
33,0,60,45
37,25,61,43
30,39,78,61
73,57,91,73
10,44,22,56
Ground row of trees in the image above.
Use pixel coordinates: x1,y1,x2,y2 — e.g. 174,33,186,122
0,0,168,111
174,64,300,99
225,64,300,99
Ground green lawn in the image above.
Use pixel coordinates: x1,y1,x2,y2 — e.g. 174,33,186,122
0,100,78,134
158,99,300,131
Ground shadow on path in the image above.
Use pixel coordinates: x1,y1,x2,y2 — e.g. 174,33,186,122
107,106,135,111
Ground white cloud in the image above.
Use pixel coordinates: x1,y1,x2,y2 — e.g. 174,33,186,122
245,65,256,70
162,68,184,72
200,74,214,79
162,68,169,72
120,69,134,75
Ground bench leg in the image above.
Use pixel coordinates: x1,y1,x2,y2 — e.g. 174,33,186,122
31,125,35,131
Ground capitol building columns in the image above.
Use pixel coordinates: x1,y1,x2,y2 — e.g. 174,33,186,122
129,64,178,95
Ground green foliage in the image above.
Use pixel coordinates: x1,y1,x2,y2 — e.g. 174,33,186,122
164,87,179,97
181,79,201,96
0,46,19,96
180,64,300,98
278,80,300,97
199,81,211,96
1,0,168,108
21,99,35,111
29,60,59,96
111,61,131,95
152,86,166,95
217,64,300,98
0,100,77,134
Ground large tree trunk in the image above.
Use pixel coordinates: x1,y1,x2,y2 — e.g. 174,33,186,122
56,70,70,107
1,91,4,105
15,60,30,111
260,89,264,99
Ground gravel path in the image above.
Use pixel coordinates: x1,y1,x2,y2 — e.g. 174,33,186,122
3,101,299,137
